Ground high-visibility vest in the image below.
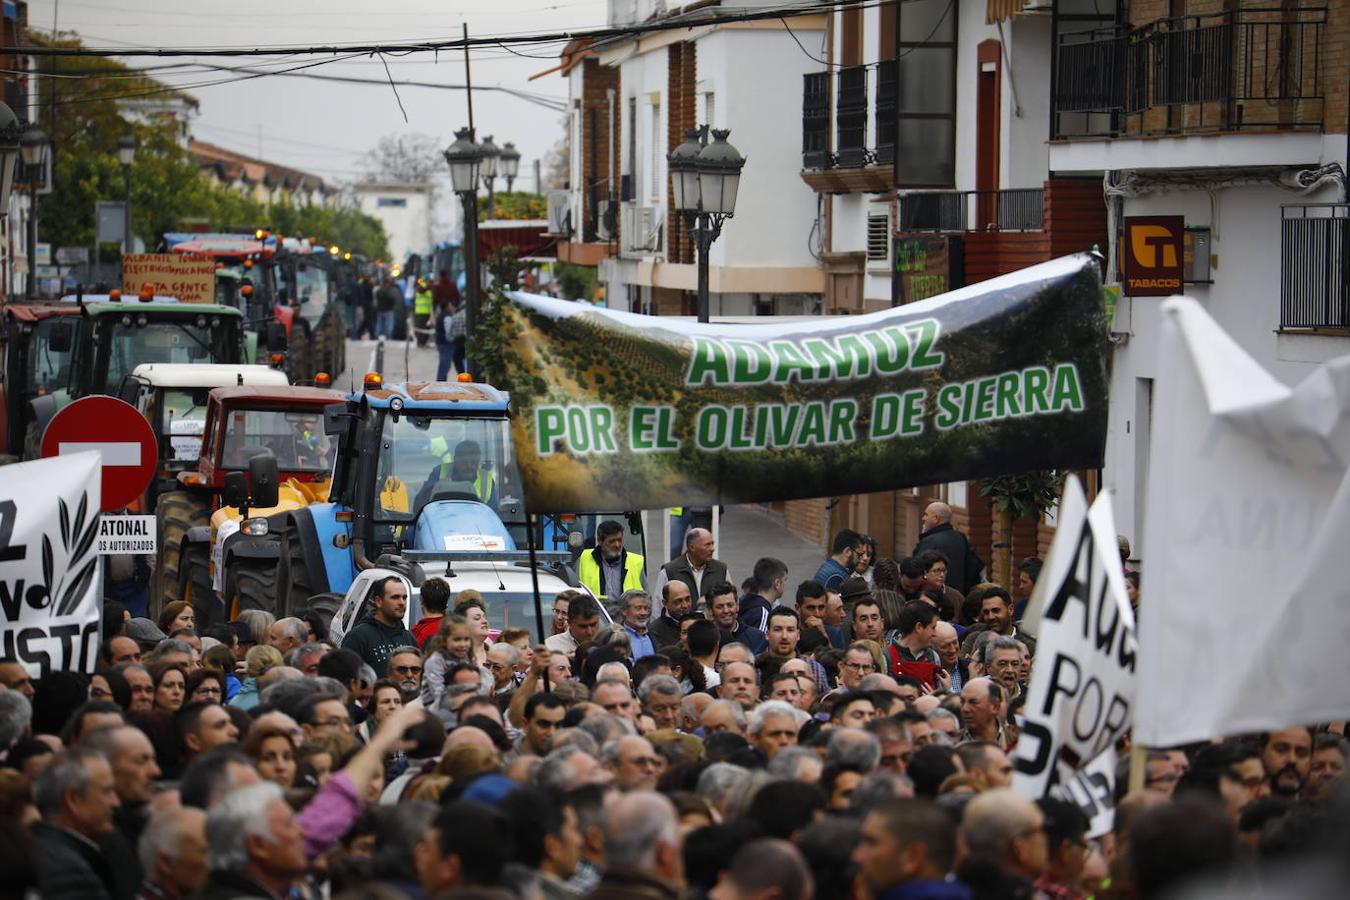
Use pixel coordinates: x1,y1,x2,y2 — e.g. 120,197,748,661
577,548,645,600
434,461,495,503
414,288,433,315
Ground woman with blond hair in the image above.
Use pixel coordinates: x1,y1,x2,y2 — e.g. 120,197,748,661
229,644,283,710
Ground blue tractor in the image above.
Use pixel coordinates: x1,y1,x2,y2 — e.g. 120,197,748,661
217,376,601,639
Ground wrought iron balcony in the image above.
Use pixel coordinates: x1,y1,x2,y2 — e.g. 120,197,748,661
897,189,1046,233
1053,8,1326,139
801,60,897,172
1281,204,1350,330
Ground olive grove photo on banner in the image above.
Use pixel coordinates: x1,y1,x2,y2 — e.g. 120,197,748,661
491,254,1111,512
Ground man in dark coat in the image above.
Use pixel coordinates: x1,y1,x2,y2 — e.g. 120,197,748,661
584,792,683,900
195,782,308,900
913,501,983,594
655,528,728,611
31,748,122,900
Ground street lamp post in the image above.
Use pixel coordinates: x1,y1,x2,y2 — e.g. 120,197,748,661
667,127,746,323
20,124,48,300
500,142,521,193
444,127,483,378
478,134,499,219
117,134,136,259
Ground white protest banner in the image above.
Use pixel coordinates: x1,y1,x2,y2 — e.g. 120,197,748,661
1013,475,1137,801
0,453,103,676
1135,297,1350,745
1052,748,1117,839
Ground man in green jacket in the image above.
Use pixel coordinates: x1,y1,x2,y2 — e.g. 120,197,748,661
341,577,418,675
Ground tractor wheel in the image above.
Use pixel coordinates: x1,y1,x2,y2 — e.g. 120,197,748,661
306,592,344,640
153,491,210,618
230,556,282,618
313,305,345,377
280,530,315,618
179,542,219,628
287,327,313,383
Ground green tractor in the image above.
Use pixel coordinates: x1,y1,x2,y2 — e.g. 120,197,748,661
0,292,252,461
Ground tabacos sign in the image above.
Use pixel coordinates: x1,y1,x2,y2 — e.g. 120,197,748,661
1123,216,1184,297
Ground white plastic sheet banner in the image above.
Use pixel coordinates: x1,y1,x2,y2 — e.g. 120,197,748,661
1013,476,1137,800
1135,297,1350,744
0,452,104,676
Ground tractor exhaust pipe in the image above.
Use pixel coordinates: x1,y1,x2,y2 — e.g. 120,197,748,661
351,535,375,570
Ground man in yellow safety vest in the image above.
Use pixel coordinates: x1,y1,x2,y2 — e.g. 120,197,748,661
577,520,646,603
417,439,497,508
413,279,434,348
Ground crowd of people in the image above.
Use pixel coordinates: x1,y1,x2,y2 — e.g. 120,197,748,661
0,502,1346,900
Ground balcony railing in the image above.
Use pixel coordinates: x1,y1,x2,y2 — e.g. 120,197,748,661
897,189,1046,233
1054,8,1326,139
801,60,897,170
1281,204,1350,330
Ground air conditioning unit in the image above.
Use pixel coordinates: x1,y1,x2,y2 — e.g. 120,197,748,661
621,203,662,254
546,191,572,236
596,200,619,241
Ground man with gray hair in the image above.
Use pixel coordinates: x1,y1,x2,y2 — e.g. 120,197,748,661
590,790,683,899
149,638,197,669
957,788,1048,895
696,762,750,814
655,526,728,606
536,745,613,791
985,635,1027,701
31,748,121,899
826,727,882,772
748,700,800,762
638,674,683,731
927,707,960,745
268,617,309,656
617,589,656,661
285,642,328,676
0,689,30,755
199,781,308,900
485,641,519,696
701,698,747,736
136,806,209,899
601,734,662,791
767,746,824,783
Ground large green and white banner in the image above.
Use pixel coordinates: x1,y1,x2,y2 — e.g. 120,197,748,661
495,254,1109,513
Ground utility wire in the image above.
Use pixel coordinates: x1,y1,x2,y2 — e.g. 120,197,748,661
5,0,889,58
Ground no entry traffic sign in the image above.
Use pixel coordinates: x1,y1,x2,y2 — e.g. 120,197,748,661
41,395,158,512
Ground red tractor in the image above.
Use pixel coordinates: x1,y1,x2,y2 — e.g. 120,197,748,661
153,383,346,622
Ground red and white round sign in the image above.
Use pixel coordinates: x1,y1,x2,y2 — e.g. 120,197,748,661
41,395,159,512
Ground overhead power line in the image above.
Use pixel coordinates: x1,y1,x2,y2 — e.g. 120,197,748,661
4,0,875,58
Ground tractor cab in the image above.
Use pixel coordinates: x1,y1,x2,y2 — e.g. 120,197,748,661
327,379,528,558
1,295,247,459
122,363,291,490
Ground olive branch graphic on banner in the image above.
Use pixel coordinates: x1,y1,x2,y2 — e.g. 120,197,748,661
38,492,101,618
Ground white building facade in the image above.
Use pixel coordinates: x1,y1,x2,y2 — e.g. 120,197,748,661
354,183,435,263
554,0,827,316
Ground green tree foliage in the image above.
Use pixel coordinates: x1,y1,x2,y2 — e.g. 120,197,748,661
976,471,1066,587
34,35,388,260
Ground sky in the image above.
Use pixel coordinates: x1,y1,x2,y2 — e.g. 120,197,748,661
28,0,609,237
